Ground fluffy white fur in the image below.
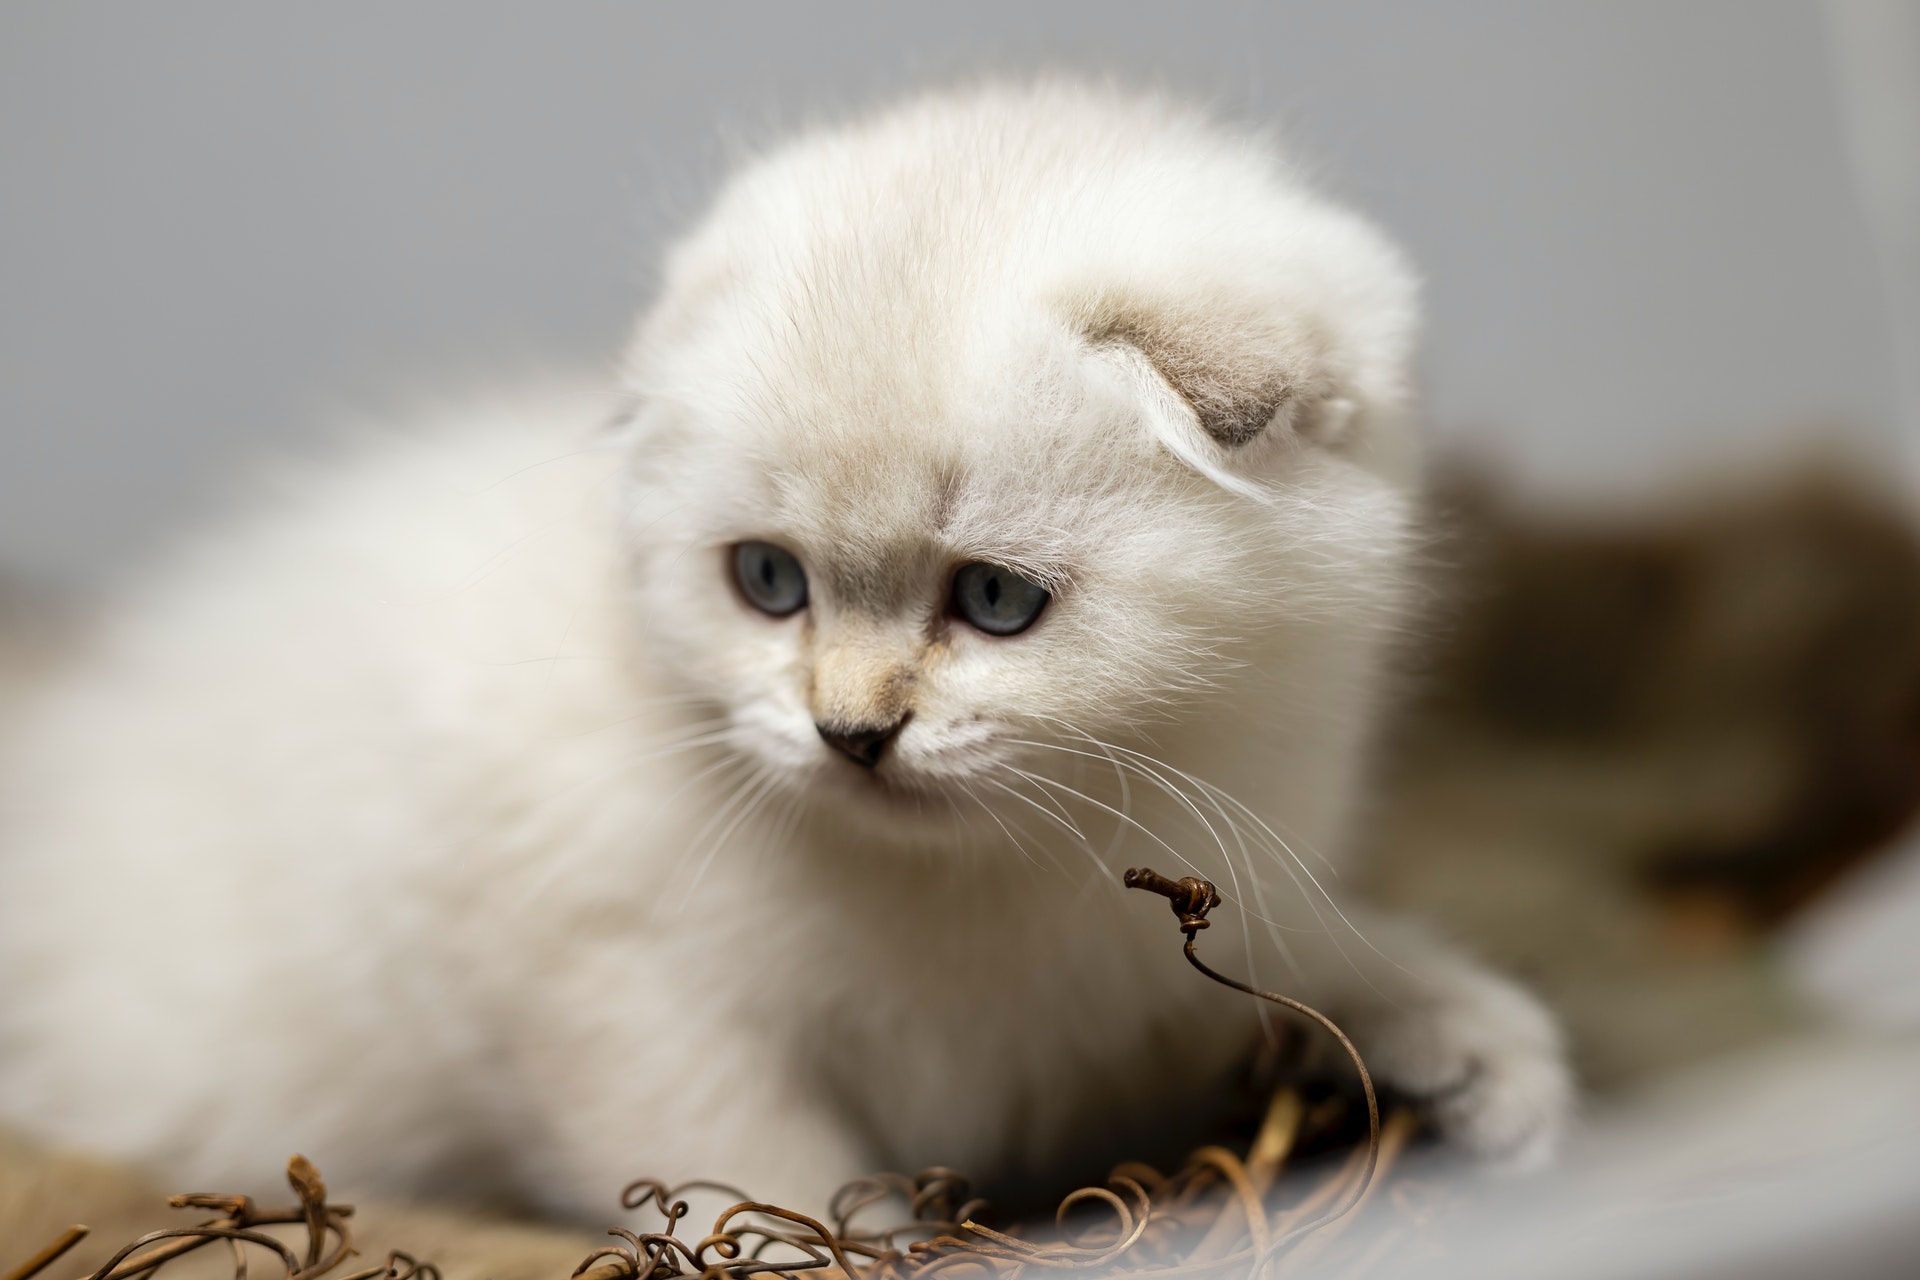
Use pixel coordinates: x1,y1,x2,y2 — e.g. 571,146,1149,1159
0,83,1570,1218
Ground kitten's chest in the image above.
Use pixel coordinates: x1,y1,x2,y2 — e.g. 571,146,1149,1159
784,873,1253,1177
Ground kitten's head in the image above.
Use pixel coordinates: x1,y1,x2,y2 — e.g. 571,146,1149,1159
618,83,1419,848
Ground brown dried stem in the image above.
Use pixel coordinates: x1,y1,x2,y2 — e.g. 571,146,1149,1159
1,1157,438,1280
1119,867,1383,1275
2,1227,89,1280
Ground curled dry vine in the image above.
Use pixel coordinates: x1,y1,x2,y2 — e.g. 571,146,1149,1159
7,867,1407,1280
3,1155,436,1280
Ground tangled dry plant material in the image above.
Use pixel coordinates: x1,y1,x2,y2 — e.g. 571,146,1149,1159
1,1156,436,1280
7,869,1415,1280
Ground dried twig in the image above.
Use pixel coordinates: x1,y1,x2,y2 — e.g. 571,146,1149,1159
4,1157,437,1280
2,1227,89,1280
1122,867,1382,1274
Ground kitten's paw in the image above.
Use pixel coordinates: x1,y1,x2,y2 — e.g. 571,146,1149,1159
1349,974,1573,1168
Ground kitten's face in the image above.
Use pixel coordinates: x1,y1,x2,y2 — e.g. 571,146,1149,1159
622,308,1406,844
617,85,1418,850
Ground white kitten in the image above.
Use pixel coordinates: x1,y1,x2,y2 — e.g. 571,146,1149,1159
0,82,1570,1218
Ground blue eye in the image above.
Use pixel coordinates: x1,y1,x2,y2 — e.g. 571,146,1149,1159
733,542,808,617
952,562,1048,636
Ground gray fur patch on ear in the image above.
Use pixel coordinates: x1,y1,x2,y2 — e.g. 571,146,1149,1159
1084,311,1295,449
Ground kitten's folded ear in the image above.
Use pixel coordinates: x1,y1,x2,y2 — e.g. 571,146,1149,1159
1088,309,1301,449
1075,292,1403,497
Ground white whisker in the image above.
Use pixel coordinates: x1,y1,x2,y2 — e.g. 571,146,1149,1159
998,760,1208,884
678,763,781,904
1035,718,1411,986
981,769,1108,878
960,778,1049,873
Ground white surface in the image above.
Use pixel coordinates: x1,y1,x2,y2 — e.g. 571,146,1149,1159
1787,839,1920,1032
1299,1035,1920,1280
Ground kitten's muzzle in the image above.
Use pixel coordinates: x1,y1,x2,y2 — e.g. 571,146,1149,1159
816,715,907,769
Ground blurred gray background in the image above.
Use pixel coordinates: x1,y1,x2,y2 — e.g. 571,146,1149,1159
2,1,1913,584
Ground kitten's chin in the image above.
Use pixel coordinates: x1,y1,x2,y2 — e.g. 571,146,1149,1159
806,762,973,844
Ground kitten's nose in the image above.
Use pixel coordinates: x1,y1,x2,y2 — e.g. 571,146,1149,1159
816,717,905,769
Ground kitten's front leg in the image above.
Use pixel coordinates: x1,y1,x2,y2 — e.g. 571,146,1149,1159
1289,909,1573,1166
511,979,873,1221
521,1063,872,1223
